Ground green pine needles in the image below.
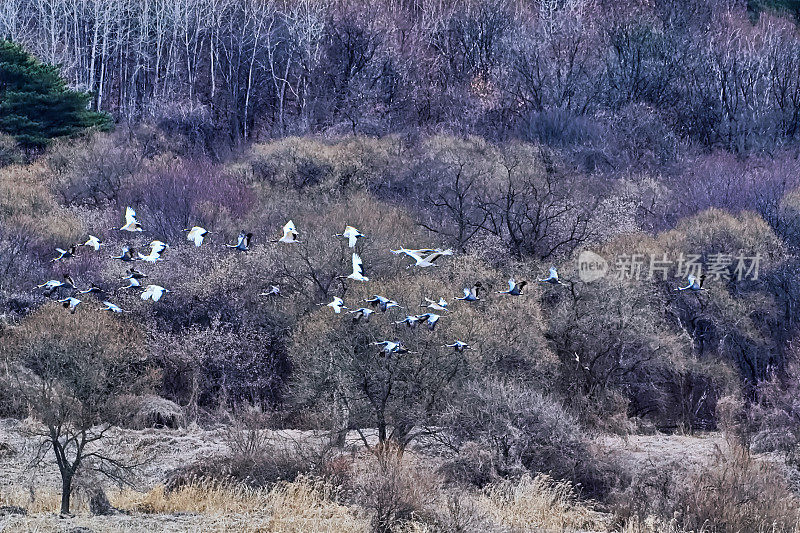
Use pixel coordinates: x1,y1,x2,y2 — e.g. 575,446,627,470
0,39,111,150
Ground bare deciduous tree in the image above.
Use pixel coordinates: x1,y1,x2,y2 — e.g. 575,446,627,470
1,307,151,514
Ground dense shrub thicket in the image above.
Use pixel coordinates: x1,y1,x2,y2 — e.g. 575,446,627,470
2,130,799,460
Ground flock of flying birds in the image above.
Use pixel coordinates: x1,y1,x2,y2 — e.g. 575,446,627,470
36,206,707,355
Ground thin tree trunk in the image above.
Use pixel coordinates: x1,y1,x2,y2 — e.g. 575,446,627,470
377,412,387,444
60,472,73,514
332,384,349,447
243,16,263,140
89,4,99,105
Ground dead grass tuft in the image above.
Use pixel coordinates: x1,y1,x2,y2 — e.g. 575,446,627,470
675,444,800,533
0,487,66,514
116,475,368,532
476,473,610,532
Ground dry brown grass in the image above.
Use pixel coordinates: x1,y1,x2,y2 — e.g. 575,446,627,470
11,435,800,533
676,444,800,533
117,475,368,532
1,460,617,532
475,473,610,532
0,162,84,242
618,516,683,533
0,486,66,513
0,475,369,532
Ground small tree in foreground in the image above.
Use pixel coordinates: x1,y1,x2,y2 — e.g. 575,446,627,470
1,306,151,514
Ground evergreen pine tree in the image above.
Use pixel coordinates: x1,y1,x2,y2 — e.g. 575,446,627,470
0,39,110,150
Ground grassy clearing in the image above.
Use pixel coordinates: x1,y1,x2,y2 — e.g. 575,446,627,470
1,471,619,532
120,476,369,532
2,476,369,532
